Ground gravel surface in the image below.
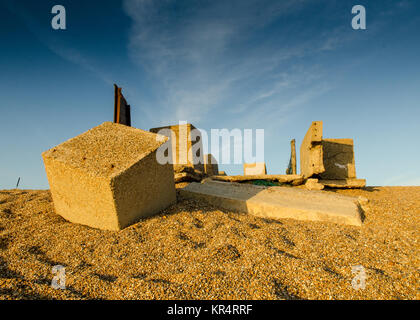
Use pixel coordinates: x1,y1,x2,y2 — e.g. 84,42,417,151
0,186,418,300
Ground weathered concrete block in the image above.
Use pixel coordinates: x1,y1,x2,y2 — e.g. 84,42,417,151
300,121,365,186
204,154,219,176
244,162,267,175
320,139,356,179
305,178,324,191
42,122,176,231
180,180,364,226
300,121,325,179
150,123,204,173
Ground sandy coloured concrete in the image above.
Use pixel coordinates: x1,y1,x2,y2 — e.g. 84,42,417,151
243,162,267,175
320,179,367,188
300,121,325,179
180,180,364,226
42,122,176,231
150,123,204,173
305,178,324,190
320,138,356,179
204,154,219,176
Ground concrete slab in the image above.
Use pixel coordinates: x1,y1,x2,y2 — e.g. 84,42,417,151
319,179,366,188
244,162,267,175
180,180,364,226
300,121,325,179
43,122,176,231
211,174,304,185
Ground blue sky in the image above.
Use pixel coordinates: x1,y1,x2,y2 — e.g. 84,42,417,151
0,0,419,189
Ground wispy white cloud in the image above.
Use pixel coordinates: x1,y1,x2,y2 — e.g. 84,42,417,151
122,0,371,127
48,45,114,85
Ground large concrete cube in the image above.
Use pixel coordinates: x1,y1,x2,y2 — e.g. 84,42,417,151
42,122,176,231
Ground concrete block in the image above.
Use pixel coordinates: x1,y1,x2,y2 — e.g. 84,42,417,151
42,122,176,231
300,121,365,186
180,180,364,226
244,162,267,175
150,123,204,173
204,154,219,176
305,178,324,190
300,121,325,179
320,139,356,179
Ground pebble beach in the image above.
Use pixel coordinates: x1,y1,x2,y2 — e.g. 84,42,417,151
0,186,419,300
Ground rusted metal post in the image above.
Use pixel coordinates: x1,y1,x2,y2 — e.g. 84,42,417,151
113,84,131,126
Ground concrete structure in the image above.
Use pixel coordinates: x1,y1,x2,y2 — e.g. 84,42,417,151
244,162,267,175
305,178,324,191
320,139,356,179
300,121,324,179
300,121,365,187
204,154,219,176
180,180,364,226
150,123,204,173
319,179,366,189
286,139,297,175
42,122,176,231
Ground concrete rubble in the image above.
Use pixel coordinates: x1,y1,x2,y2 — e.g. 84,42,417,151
150,123,204,173
150,123,221,183
300,121,366,189
42,116,368,229
305,178,324,191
